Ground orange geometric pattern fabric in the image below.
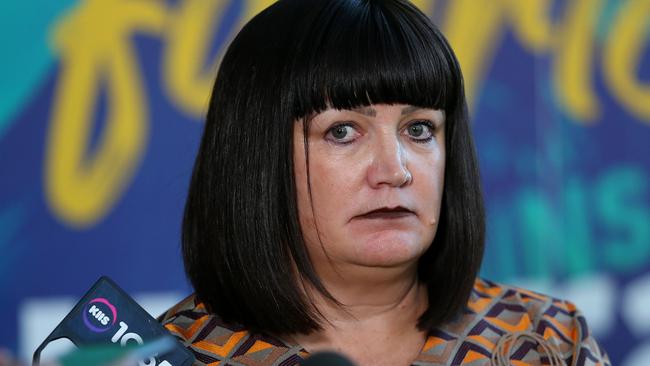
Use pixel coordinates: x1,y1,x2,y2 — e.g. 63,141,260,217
159,278,610,365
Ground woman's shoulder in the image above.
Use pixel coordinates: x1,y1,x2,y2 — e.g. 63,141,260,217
159,282,611,366
469,277,578,321
414,278,611,365
158,294,307,365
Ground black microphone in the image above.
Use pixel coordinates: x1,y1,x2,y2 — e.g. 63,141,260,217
32,276,194,366
300,351,357,366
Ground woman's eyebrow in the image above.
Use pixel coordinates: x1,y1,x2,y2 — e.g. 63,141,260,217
400,106,422,115
350,106,377,117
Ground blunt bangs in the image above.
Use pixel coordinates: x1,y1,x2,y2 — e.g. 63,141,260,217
287,0,462,119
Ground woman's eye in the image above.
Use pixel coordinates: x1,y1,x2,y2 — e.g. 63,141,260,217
326,124,359,143
404,121,434,142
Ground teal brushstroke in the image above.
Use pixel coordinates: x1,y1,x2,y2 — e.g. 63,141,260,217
562,177,595,276
481,205,518,282
0,0,79,141
482,165,650,282
596,0,627,43
597,167,650,273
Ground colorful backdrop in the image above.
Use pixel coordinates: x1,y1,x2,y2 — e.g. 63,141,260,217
1,0,649,364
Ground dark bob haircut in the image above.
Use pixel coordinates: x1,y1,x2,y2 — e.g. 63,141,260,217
183,0,485,335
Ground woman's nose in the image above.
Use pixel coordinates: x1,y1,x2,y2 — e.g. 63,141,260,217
367,138,411,188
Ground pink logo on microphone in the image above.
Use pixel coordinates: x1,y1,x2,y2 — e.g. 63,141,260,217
83,298,117,332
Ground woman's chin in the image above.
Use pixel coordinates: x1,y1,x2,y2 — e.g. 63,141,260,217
351,231,428,267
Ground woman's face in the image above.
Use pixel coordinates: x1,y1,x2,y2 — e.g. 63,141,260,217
294,104,445,271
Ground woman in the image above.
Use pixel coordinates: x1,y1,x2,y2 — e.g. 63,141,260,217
160,0,610,365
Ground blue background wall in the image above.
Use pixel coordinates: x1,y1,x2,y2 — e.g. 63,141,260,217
1,0,649,364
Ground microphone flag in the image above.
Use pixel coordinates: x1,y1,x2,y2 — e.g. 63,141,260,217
32,276,194,366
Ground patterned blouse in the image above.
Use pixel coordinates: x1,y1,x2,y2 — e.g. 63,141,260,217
158,278,610,365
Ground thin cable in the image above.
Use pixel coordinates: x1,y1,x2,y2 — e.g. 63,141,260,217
491,307,583,366
491,331,564,366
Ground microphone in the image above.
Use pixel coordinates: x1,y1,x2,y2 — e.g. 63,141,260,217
300,351,356,366
32,276,194,366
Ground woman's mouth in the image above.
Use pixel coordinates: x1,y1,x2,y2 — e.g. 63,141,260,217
357,206,415,220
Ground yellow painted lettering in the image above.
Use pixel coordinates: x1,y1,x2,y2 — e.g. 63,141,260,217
163,0,235,117
46,0,166,228
242,0,277,22
553,0,603,123
442,0,507,107
505,0,553,52
604,0,650,123
410,0,436,15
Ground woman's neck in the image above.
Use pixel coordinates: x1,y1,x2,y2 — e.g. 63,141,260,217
311,263,425,321
292,264,429,366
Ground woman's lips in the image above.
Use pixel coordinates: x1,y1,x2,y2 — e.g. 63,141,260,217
356,207,415,220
